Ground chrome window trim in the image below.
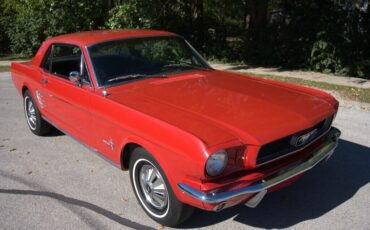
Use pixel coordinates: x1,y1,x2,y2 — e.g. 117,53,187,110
183,38,212,69
84,44,100,89
80,53,84,77
79,53,92,87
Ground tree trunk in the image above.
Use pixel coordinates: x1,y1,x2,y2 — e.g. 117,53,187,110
183,0,204,49
194,0,204,49
245,0,269,40
107,0,124,8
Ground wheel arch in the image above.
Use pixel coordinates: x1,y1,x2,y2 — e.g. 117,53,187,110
120,142,142,170
21,81,34,98
21,85,29,96
119,136,170,172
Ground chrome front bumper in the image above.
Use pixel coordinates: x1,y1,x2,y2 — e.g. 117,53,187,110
178,127,341,209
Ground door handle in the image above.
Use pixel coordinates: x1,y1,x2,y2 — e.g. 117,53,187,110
40,78,48,84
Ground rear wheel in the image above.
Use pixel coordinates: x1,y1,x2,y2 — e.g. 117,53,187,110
129,147,194,227
23,90,51,136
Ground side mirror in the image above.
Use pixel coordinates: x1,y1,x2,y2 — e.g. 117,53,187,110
69,71,82,87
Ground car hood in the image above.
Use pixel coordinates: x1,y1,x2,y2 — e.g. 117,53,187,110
107,70,336,147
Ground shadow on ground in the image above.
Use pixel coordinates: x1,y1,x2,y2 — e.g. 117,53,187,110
0,188,154,230
45,127,65,137
0,170,154,230
179,139,370,229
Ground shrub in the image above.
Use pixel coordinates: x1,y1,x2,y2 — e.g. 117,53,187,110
106,3,152,29
2,0,106,55
310,39,340,74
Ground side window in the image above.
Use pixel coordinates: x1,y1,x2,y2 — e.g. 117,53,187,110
41,44,91,85
51,45,81,79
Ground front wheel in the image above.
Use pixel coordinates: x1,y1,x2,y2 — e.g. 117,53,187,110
129,147,194,227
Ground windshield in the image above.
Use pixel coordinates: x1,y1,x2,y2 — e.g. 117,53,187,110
88,36,211,87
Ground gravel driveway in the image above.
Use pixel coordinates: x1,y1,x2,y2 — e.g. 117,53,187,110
0,72,369,230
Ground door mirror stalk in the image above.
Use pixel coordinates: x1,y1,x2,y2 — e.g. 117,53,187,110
69,71,82,87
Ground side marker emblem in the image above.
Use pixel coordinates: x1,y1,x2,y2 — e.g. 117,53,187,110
103,139,114,150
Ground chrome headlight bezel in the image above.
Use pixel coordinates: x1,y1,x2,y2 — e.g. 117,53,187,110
205,150,228,177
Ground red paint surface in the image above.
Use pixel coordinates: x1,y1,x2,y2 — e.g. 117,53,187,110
11,30,338,210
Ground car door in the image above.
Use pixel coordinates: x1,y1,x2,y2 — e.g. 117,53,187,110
39,43,94,143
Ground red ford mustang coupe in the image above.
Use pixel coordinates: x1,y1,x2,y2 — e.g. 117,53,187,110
11,30,341,226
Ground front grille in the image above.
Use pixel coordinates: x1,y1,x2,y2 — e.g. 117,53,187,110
256,115,334,165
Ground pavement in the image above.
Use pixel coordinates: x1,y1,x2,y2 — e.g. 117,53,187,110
212,63,370,89
0,72,369,230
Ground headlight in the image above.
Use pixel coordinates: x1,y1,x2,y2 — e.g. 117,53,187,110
205,150,228,177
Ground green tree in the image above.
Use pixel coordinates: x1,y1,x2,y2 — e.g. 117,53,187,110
2,0,107,55
105,0,206,50
0,0,369,78
0,0,10,53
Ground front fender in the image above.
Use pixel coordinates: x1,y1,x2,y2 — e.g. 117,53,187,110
119,135,205,208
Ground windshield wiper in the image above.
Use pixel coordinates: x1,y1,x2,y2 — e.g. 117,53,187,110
107,74,166,83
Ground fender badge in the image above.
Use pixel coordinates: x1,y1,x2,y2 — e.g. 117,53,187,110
103,139,114,150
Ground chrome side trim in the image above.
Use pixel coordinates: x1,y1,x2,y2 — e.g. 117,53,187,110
178,127,341,205
42,116,121,169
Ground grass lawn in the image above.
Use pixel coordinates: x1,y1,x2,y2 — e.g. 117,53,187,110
243,72,370,104
0,65,10,72
0,54,30,72
0,54,29,61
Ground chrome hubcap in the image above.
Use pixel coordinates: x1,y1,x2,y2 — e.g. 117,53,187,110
139,164,168,210
25,97,37,130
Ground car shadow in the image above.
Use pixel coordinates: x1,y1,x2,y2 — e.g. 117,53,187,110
45,127,65,137
0,188,155,230
179,139,370,229
0,170,155,230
